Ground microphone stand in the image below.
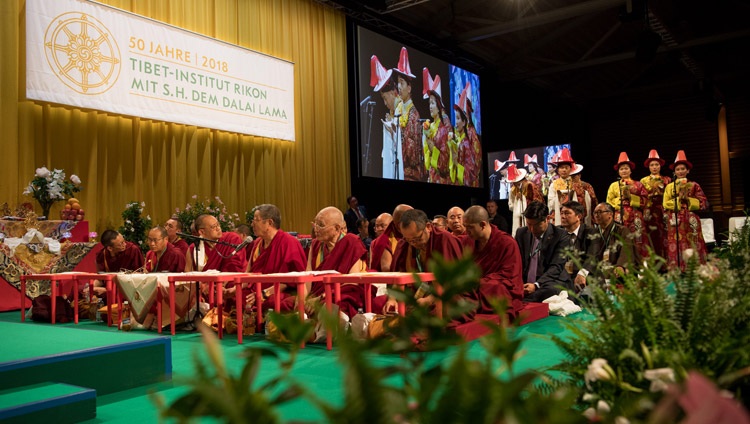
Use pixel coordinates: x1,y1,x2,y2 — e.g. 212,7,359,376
177,232,239,248
363,102,374,176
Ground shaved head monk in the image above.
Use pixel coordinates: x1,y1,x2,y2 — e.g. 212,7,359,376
371,204,413,272
379,209,463,316
373,213,392,238
165,218,189,256
145,226,186,272
462,206,524,320
242,204,307,311
447,206,467,237
280,207,367,321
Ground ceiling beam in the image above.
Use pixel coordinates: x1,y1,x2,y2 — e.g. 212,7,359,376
458,0,626,42
501,28,750,81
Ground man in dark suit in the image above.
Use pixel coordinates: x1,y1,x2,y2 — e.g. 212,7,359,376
343,195,367,234
590,202,639,281
515,201,573,302
559,200,601,293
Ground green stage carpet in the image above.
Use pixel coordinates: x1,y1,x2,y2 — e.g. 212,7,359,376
0,310,579,422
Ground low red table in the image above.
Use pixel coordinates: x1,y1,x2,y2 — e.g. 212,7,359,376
322,272,437,350
19,272,96,324
233,272,327,346
165,272,250,338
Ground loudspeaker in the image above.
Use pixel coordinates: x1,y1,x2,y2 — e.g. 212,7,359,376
635,29,662,63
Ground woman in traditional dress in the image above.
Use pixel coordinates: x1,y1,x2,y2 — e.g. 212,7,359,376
606,152,651,261
508,163,543,237
547,148,575,226
421,68,452,184
570,163,598,227
640,149,671,258
450,82,480,187
393,47,425,182
663,150,708,271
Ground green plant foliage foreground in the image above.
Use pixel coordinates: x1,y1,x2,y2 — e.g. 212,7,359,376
551,225,750,421
153,245,750,423
152,256,584,423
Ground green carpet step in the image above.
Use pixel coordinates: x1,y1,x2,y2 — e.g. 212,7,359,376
0,382,96,424
0,322,172,395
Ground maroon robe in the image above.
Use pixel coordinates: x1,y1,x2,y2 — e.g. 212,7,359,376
170,237,189,256
145,244,186,273
96,241,145,272
385,229,472,324
369,221,401,271
279,233,367,318
247,230,307,311
463,225,524,320
187,231,247,293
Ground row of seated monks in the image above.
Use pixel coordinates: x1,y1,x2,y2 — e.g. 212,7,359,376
92,199,638,330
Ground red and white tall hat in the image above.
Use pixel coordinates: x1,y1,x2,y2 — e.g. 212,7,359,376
524,154,539,166
506,150,520,163
670,150,693,170
506,163,527,183
613,151,636,171
421,67,443,106
393,47,416,79
548,151,560,168
370,55,393,92
494,159,505,172
643,149,665,168
453,82,471,116
555,148,575,166
571,163,584,175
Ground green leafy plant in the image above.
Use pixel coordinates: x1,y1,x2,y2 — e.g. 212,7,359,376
156,255,585,423
550,246,750,420
118,201,152,254
174,195,240,233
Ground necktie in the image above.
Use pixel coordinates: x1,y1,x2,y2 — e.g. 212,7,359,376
527,237,540,283
355,208,363,219
569,233,576,247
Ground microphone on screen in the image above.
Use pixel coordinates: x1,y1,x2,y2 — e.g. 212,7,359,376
230,236,254,256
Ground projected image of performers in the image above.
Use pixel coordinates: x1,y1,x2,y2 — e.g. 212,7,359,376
487,144,571,200
357,27,483,187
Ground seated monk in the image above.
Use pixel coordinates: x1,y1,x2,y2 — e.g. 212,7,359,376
378,209,464,322
370,204,412,272
92,229,145,298
145,226,186,272
186,214,247,308
461,206,524,320
237,204,307,312
165,218,189,256
279,207,367,321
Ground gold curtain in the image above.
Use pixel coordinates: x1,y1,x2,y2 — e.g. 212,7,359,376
1,0,349,233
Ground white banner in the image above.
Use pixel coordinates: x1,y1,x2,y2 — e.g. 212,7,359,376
26,0,296,141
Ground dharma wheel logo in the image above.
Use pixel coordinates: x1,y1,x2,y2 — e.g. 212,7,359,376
44,12,121,95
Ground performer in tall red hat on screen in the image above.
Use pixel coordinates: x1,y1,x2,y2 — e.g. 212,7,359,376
640,149,671,258
606,152,650,261
370,55,404,180
392,47,425,182
663,150,708,271
421,68,453,184
450,82,481,187
524,153,544,194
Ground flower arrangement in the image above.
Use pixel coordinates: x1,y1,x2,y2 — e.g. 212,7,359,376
119,201,152,253
174,195,239,234
23,166,82,217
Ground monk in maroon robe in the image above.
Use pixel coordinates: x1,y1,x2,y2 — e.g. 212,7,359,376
186,215,247,311
145,227,186,273
379,209,465,321
238,204,307,313
461,206,524,320
96,229,145,273
91,229,145,299
370,204,412,272
280,207,367,319
165,218,189,256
